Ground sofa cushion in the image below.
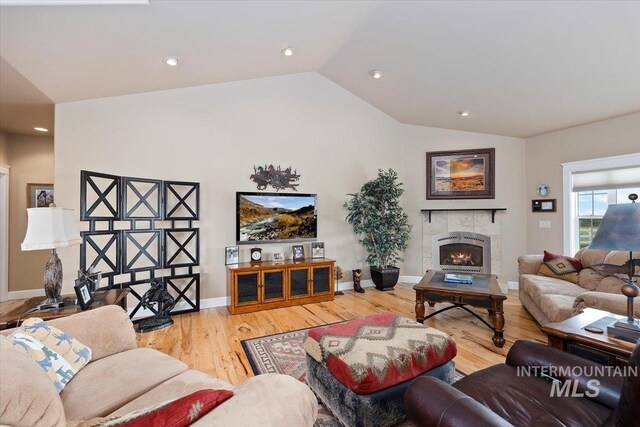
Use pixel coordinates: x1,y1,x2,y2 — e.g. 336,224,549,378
595,276,627,294
0,336,66,427
538,251,583,283
108,370,233,417
573,291,640,318
97,389,233,427
538,294,577,323
578,249,611,268
192,374,318,427
521,274,585,303
8,317,92,392
578,268,604,291
61,348,188,420
45,306,137,362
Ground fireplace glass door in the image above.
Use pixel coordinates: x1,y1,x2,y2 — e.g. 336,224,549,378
439,243,483,268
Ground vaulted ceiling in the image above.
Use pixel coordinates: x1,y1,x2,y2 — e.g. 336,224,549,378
1,1,639,137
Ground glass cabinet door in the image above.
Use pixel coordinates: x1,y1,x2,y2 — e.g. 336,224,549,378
262,270,285,302
312,266,331,295
289,268,310,298
236,272,260,305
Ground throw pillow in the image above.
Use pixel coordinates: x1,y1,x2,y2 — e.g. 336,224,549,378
537,250,583,284
94,389,233,427
8,317,92,392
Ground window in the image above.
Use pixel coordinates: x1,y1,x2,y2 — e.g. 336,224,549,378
575,187,639,249
563,154,640,256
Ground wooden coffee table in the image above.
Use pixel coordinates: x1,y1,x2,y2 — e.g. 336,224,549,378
0,288,129,330
414,270,507,347
542,308,636,366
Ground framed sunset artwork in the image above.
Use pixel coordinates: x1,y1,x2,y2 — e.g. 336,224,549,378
426,148,495,199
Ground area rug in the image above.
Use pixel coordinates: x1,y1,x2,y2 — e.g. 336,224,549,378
241,325,466,427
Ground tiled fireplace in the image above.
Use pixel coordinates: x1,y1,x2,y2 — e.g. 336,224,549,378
423,211,503,278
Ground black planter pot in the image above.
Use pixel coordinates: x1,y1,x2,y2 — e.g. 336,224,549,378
370,266,400,291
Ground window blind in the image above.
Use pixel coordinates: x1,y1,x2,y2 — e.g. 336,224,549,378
572,166,640,192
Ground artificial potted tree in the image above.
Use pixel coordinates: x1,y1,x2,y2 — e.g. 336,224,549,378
344,169,412,290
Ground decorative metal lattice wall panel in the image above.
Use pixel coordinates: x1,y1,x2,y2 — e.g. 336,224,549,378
79,170,200,317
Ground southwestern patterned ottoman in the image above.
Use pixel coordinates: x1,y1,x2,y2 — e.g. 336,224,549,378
303,311,457,427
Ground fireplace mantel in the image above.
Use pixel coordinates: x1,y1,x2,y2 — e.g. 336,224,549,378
421,208,507,223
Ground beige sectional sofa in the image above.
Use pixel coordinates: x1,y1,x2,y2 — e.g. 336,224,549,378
518,248,640,326
0,305,318,427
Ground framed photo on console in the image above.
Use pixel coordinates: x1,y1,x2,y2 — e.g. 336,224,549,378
74,278,94,310
225,246,239,265
311,242,325,259
426,148,495,200
292,245,305,261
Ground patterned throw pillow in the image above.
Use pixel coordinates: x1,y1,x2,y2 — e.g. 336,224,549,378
8,317,92,392
75,389,234,427
537,250,583,284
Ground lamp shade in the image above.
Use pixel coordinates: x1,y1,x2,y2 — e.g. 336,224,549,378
589,203,640,251
21,207,81,251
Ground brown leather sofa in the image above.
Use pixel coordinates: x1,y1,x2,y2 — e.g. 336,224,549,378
404,340,639,427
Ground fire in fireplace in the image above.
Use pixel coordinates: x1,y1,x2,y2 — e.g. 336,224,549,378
440,243,483,266
433,232,491,273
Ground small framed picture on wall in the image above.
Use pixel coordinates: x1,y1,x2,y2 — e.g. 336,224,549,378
311,242,325,259
292,245,305,261
225,246,239,265
27,183,54,208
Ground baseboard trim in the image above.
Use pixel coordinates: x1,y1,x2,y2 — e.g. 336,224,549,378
129,296,229,319
7,289,44,300
128,275,444,318
399,275,422,283
337,279,374,292
507,281,518,290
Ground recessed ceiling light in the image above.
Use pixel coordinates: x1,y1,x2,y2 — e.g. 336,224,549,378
459,111,470,117
34,127,48,132
163,57,179,67
369,70,382,80
281,47,294,57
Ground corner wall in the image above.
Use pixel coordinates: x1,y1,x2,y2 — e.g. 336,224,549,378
0,131,8,164
5,133,55,293
525,112,640,255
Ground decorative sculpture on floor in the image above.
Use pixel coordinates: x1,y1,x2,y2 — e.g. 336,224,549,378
135,279,176,333
334,265,344,296
353,269,364,293
250,164,300,191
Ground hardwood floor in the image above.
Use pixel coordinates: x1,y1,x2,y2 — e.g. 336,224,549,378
134,283,546,385
0,283,546,385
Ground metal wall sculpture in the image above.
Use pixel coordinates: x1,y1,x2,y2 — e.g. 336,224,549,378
79,170,200,318
250,164,300,191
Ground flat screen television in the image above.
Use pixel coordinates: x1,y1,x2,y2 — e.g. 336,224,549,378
236,192,317,244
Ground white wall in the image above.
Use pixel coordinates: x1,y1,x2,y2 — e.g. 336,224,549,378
400,125,527,282
55,72,401,299
54,71,532,300
525,112,640,254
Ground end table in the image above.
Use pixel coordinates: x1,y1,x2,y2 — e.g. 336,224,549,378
0,288,129,330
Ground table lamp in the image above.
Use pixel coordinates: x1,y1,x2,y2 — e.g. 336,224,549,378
589,193,640,342
21,207,81,309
